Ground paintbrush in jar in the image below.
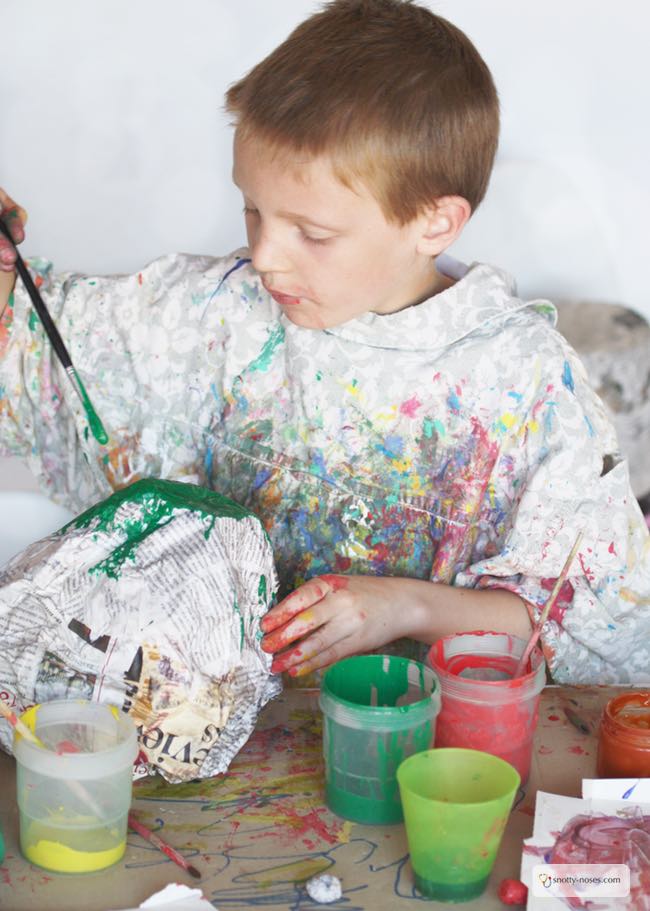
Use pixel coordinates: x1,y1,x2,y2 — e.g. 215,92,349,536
512,530,584,678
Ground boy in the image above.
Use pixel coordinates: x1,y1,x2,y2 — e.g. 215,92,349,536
1,0,649,684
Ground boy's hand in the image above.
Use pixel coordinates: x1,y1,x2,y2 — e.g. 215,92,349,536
0,189,27,270
260,574,415,677
0,190,27,317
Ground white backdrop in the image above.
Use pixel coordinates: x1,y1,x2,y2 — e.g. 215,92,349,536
1,0,649,317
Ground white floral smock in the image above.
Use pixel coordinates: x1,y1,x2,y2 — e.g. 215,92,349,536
1,249,649,683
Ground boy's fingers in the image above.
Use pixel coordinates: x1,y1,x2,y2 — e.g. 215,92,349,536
270,620,352,674
288,639,353,677
0,194,27,271
261,607,319,653
270,645,309,674
260,576,337,632
0,190,28,246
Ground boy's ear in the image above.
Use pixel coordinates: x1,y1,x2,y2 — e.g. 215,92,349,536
415,196,472,256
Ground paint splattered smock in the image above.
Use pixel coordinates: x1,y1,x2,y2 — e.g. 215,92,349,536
1,250,649,684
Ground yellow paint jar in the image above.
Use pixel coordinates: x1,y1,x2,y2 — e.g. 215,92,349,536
14,700,137,874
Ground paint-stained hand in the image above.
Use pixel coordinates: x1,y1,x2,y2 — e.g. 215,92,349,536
0,188,27,271
260,574,417,677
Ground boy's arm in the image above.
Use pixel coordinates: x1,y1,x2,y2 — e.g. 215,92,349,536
261,574,531,677
1,239,235,512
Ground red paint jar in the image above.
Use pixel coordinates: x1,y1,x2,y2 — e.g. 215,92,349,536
428,632,546,784
597,692,650,778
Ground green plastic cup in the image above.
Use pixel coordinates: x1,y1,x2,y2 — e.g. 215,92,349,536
320,655,440,824
397,748,520,901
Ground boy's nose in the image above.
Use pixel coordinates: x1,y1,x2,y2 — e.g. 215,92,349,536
249,227,290,276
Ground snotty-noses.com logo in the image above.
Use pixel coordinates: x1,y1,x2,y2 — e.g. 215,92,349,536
532,864,630,899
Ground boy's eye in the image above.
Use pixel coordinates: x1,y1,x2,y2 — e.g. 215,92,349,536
300,230,332,246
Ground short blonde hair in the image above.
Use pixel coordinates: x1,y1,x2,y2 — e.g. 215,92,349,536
225,0,499,223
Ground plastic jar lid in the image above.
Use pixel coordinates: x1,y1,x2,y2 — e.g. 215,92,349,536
319,654,441,731
428,631,546,705
14,700,138,780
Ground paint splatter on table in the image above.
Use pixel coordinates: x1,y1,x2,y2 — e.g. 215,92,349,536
0,686,634,910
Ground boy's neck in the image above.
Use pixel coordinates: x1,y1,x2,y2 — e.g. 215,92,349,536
384,263,456,315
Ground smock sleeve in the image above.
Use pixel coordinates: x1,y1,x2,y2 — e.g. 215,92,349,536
454,347,650,685
0,251,243,512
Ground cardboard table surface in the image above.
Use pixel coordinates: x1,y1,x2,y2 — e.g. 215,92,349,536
0,684,618,910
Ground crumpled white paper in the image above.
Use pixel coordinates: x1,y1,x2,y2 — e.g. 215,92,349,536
110,882,215,910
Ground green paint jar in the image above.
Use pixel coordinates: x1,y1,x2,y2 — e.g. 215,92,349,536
320,655,440,825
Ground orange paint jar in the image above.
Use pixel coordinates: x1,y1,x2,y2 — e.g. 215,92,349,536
597,692,650,777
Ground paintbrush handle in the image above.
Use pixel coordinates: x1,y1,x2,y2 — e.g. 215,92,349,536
128,812,199,877
0,217,109,444
513,530,584,678
0,218,73,369
0,699,44,747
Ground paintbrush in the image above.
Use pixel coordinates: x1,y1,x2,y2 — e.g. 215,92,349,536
563,706,592,735
0,699,109,819
0,699,44,747
0,216,109,445
513,530,584,678
128,812,201,879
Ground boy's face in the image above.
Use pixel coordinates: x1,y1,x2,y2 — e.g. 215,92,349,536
233,134,446,330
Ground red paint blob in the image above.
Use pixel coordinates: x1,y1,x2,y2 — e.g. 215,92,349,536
498,878,528,905
547,714,560,721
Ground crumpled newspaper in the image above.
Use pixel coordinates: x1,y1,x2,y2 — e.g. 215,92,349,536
0,478,280,781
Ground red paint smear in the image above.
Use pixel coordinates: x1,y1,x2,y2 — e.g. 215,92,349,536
608,541,616,555
271,648,303,673
318,574,349,593
366,539,390,563
568,745,587,755
399,395,422,418
333,554,352,572
56,739,79,754
261,574,349,634
538,745,553,755
547,714,560,721
255,805,340,846
549,813,650,907
540,579,575,624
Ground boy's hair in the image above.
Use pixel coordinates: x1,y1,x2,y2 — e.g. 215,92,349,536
225,0,499,223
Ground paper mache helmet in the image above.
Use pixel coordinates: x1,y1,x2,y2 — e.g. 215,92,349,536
0,478,280,782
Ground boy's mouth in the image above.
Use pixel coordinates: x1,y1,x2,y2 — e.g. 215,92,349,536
264,284,302,307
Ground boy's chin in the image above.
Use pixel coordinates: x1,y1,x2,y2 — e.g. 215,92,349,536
280,307,334,331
